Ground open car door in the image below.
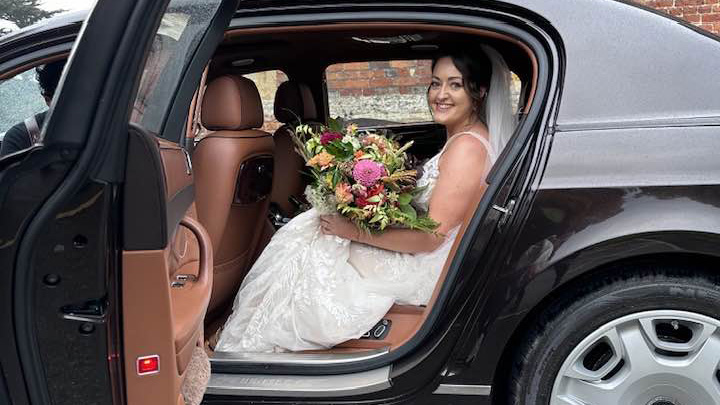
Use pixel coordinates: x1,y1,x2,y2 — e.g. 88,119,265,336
0,0,237,404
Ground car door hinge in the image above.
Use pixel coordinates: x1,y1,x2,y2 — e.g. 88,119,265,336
492,198,516,227
61,298,107,324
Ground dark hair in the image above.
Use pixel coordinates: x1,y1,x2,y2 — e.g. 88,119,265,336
36,60,66,99
430,50,492,122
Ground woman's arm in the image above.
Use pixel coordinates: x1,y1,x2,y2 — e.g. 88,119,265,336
320,135,489,253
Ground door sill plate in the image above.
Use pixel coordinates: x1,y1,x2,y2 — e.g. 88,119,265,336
206,366,391,397
211,347,389,366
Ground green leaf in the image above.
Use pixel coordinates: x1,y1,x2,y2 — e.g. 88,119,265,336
366,195,382,203
328,117,344,132
323,143,341,156
398,193,413,205
369,214,383,223
341,142,355,156
400,204,417,220
324,142,353,160
332,169,342,188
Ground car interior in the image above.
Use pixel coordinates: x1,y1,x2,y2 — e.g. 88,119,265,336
191,23,538,355
0,19,538,404
122,26,537,395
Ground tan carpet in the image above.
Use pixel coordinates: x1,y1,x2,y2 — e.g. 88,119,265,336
182,346,210,405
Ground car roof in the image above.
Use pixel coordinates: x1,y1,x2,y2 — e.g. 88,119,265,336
513,0,720,129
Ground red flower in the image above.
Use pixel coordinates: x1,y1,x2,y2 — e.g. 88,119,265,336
320,131,343,145
355,196,370,208
356,184,385,208
368,183,385,196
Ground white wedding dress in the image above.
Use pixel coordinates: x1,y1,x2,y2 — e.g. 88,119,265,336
216,132,496,352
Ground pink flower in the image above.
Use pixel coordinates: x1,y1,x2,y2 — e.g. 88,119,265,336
320,131,343,145
352,160,385,187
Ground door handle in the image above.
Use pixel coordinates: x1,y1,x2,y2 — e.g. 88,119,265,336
177,216,212,290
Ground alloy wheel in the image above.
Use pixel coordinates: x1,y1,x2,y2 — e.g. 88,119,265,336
551,310,720,405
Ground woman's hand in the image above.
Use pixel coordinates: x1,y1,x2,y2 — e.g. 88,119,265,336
319,215,360,241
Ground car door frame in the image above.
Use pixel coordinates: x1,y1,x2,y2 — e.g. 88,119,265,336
208,0,560,378
0,1,175,403
0,0,237,403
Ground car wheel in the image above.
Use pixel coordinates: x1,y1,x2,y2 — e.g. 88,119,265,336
508,268,720,405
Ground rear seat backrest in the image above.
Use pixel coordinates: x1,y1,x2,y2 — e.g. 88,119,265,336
271,81,319,217
193,75,274,315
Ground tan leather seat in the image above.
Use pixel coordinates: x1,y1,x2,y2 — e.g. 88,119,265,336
271,81,319,217
193,75,274,315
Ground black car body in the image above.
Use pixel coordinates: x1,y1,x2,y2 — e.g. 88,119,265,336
2,1,720,404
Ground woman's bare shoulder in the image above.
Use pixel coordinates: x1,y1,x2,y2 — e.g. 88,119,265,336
441,133,491,168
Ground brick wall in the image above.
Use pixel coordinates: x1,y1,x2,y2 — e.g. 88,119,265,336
326,60,431,97
635,0,720,34
326,60,433,123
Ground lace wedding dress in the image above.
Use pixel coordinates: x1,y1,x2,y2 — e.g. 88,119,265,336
216,132,496,352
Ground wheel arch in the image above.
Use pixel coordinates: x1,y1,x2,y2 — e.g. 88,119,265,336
482,232,720,403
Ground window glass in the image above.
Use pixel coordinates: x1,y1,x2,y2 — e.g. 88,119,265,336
326,60,433,126
0,69,47,138
243,70,288,132
131,0,222,138
326,60,524,126
510,72,522,114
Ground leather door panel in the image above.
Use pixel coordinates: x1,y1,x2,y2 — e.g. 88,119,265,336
122,127,213,405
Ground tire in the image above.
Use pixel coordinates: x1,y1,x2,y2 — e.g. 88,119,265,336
508,267,720,405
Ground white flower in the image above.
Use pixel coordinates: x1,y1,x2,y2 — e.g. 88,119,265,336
304,185,337,215
342,135,362,149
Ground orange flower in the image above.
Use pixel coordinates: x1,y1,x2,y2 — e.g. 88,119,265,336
307,151,334,169
354,150,365,159
335,182,354,204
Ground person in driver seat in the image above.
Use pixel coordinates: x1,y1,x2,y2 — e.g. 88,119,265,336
0,60,66,156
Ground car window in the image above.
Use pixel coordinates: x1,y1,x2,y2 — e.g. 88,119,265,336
326,60,433,126
131,0,223,139
244,70,288,132
0,68,47,139
326,60,524,126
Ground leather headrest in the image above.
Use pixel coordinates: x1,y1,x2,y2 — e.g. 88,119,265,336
273,81,318,124
202,75,263,130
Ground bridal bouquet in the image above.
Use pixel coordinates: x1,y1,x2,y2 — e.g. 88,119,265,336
292,118,439,233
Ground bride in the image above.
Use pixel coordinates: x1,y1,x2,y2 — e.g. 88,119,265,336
216,46,516,353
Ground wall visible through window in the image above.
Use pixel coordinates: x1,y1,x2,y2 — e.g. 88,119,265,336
326,60,433,126
325,60,523,126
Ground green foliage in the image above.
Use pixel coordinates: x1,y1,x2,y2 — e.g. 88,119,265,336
331,169,342,189
323,140,354,161
400,204,417,221
397,193,413,206
292,118,439,234
327,117,344,133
